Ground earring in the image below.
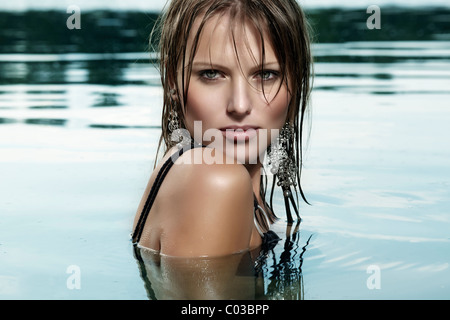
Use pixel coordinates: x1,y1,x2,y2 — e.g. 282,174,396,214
168,108,192,149
276,124,297,189
268,124,296,186
168,109,179,133
268,123,300,223
168,87,181,134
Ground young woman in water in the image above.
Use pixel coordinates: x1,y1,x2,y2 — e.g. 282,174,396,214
132,0,312,259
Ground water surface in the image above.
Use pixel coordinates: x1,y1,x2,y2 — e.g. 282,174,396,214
1,9,449,299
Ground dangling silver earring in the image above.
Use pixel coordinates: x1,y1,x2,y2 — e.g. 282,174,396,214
275,124,297,189
168,108,192,148
168,109,179,133
268,123,300,223
168,109,183,147
268,123,296,185
168,87,179,133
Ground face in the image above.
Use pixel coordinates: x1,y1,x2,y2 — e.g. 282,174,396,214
178,13,291,165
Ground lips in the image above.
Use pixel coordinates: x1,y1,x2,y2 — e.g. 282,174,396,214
219,125,259,142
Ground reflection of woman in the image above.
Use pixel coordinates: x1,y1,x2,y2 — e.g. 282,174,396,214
131,0,313,297
134,221,311,300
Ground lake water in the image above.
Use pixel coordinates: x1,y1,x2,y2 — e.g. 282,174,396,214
1,9,450,300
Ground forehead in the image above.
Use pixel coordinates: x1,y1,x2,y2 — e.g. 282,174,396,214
186,11,277,65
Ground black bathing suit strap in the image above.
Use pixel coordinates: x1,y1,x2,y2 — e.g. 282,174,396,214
132,143,203,244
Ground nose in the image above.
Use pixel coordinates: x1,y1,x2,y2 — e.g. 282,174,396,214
226,77,252,116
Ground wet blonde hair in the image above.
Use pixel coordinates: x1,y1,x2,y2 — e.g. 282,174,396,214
151,0,313,220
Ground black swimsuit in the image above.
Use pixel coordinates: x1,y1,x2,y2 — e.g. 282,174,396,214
132,142,279,249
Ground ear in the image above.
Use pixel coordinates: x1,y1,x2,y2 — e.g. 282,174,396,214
167,77,178,101
166,68,178,101
169,88,178,101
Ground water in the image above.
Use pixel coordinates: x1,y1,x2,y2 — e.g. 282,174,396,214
133,221,310,300
1,9,450,300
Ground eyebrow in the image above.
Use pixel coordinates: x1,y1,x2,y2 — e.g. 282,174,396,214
191,61,280,71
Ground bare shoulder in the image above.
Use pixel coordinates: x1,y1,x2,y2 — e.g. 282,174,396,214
166,146,253,197
160,148,255,257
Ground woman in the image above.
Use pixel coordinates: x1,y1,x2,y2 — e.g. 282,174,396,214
132,0,312,259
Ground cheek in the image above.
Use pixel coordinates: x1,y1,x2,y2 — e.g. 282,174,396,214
267,90,290,127
263,90,291,146
184,84,214,128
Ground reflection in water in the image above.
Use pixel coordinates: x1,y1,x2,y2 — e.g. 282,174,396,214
89,124,159,129
255,223,311,300
92,92,122,108
133,221,311,300
29,105,67,109
0,117,67,126
85,60,126,85
0,118,18,124
23,118,67,126
0,59,130,85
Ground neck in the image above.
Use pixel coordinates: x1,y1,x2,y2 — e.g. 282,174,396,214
244,163,263,201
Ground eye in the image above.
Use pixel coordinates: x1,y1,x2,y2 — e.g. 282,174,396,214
200,69,221,80
256,70,279,81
